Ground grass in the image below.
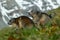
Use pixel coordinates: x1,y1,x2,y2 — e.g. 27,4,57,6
0,26,60,40
0,7,60,40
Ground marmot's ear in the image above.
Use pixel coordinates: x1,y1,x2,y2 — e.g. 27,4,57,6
36,11,40,14
37,11,40,13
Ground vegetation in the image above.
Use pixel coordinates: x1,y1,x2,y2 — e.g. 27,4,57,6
0,7,60,40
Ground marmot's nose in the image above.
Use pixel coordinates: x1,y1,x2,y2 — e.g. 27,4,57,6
8,22,11,25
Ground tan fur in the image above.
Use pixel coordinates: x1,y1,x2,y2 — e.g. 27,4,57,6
29,10,51,28
8,16,35,29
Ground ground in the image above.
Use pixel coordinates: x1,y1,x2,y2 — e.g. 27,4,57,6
0,7,60,40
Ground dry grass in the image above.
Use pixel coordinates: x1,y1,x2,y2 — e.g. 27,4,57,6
0,7,60,40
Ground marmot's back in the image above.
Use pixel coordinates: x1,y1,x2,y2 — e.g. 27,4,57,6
8,16,35,28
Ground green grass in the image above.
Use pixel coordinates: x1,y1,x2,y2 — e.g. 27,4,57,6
0,7,60,40
0,25,60,40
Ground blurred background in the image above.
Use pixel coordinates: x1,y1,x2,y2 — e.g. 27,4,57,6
0,0,60,29
0,0,60,40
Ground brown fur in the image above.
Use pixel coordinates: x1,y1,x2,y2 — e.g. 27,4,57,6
29,10,51,28
8,16,35,29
